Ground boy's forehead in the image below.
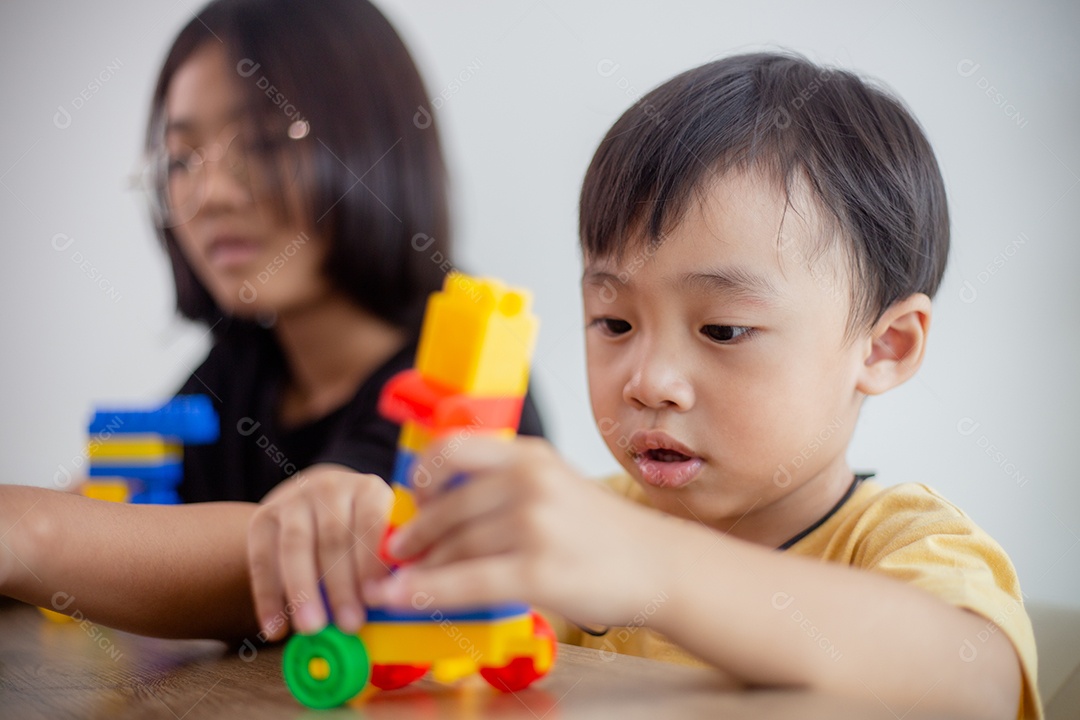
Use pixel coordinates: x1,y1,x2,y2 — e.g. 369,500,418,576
582,169,852,307
584,173,793,276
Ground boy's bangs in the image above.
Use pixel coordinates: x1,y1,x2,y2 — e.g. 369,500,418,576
578,51,949,331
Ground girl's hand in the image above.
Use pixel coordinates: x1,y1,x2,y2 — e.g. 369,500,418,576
361,436,676,629
247,464,393,640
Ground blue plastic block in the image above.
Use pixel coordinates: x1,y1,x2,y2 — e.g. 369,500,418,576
89,461,183,484
131,489,181,505
365,602,530,624
88,395,219,444
390,451,417,488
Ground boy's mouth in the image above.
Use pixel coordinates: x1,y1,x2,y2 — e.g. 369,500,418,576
642,448,692,463
629,431,704,489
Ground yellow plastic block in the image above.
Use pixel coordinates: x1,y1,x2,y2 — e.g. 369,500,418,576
398,421,434,455
431,656,479,684
88,435,182,462
79,480,130,503
361,614,533,668
388,485,417,527
414,274,538,396
399,419,514,459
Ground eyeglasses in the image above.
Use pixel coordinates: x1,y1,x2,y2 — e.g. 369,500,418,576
134,119,310,228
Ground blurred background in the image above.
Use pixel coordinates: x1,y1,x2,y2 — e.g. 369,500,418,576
0,0,1077,606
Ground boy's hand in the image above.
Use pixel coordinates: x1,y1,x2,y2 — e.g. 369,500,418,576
247,464,393,640
361,437,674,628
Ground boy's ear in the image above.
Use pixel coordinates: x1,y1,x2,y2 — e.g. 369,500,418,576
856,293,932,396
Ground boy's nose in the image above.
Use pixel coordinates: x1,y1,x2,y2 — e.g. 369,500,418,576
622,342,695,411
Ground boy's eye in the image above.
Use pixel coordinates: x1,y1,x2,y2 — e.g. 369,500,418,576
701,324,752,343
592,318,632,336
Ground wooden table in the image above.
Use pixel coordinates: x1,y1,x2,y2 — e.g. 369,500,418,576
0,600,956,719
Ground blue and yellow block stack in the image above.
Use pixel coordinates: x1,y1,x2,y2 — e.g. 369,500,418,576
83,395,219,504
282,273,556,709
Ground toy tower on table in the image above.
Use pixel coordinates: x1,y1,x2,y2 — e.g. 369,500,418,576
282,273,556,709
84,395,219,504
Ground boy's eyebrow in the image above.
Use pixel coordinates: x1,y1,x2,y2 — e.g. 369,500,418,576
583,266,781,304
682,267,781,304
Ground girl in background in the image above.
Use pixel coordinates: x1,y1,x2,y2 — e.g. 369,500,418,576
0,0,542,640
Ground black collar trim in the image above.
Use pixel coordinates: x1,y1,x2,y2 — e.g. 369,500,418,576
777,473,872,551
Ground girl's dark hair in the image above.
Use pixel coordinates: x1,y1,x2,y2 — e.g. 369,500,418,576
579,51,950,331
148,0,450,331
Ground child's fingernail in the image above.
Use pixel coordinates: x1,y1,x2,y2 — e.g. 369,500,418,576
294,602,324,633
336,604,361,632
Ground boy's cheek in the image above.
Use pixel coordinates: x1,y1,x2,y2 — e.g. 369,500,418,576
586,382,620,432
592,412,635,461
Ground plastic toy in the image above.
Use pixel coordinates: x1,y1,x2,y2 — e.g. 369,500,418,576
282,273,555,709
87,395,218,441
84,395,219,504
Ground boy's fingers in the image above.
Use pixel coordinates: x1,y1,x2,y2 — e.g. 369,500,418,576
313,489,361,633
389,472,509,560
278,505,324,634
411,436,518,502
247,509,287,641
363,556,524,610
416,511,519,569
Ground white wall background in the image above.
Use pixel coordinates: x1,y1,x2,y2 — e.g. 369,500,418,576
1,1,1077,606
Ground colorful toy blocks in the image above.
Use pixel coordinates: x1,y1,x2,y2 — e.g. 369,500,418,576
83,395,219,504
282,273,555,709
87,395,218,442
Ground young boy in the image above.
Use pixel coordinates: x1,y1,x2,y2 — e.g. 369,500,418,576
249,53,1039,718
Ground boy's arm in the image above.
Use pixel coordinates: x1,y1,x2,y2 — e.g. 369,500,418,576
649,518,1022,720
368,437,1024,720
0,484,258,640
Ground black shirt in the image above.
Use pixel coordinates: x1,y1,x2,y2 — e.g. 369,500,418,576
176,321,544,503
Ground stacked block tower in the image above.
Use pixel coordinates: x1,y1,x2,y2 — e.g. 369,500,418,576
84,395,219,505
282,273,556,708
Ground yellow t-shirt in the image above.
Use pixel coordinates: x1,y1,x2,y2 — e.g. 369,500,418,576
549,474,1042,720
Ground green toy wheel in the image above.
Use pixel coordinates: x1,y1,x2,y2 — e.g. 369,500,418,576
283,626,370,709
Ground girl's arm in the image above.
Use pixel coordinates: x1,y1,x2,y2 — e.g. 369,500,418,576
0,484,257,640
364,436,1022,720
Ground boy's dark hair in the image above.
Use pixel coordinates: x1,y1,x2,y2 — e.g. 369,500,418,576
148,0,449,332
579,51,949,331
